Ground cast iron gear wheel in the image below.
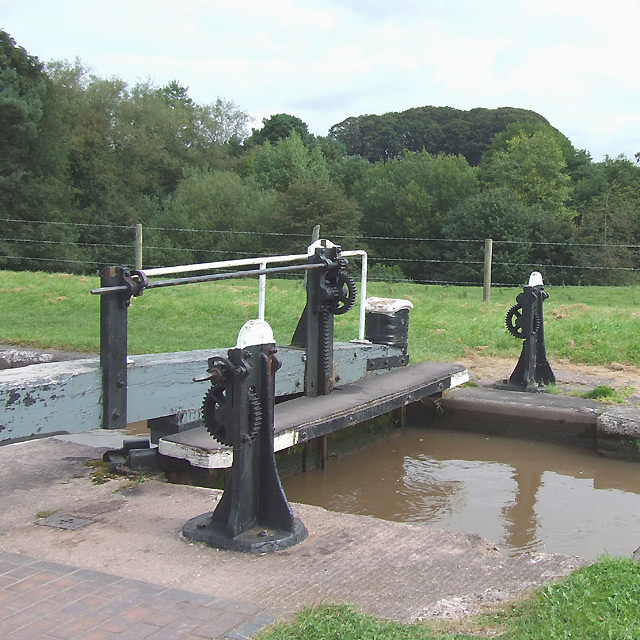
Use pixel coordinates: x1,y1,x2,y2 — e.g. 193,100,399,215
202,385,233,446
505,304,541,339
331,271,357,315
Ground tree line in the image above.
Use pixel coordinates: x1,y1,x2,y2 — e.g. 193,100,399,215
2,30,640,286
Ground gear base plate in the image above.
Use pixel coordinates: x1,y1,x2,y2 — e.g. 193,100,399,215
493,379,548,393
183,512,308,553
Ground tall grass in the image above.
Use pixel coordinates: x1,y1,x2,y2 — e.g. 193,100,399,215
1,270,639,367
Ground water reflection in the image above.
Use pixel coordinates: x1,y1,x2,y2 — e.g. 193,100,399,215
281,427,640,559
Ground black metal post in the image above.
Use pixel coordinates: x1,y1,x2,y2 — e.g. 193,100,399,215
291,244,356,397
100,266,130,430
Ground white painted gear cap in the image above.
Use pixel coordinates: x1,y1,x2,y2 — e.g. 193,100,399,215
528,271,544,287
235,319,275,348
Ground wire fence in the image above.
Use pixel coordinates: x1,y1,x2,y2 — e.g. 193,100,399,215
1,217,639,288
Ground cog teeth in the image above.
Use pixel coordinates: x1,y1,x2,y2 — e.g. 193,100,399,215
203,385,233,446
248,388,262,440
505,304,524,339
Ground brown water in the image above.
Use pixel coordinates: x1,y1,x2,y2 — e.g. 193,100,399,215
282,427,640,560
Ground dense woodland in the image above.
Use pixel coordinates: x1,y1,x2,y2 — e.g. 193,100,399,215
2,30,640,286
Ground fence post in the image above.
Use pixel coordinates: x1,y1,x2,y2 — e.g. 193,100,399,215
135,223,143,270
483,238,493,302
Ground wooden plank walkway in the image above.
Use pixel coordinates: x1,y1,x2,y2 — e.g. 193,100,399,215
158,361,469,468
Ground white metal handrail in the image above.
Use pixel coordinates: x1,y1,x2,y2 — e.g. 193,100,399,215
144,243,368,341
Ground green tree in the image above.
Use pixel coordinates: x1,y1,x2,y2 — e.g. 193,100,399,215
269,176,361,253
0,31,78,271
249,131,329,193
575,156,640,284
442,189,534,285
247,113,313,147
330,106,549,165
354,151,479,280
479,130,572,213
149,168,276,266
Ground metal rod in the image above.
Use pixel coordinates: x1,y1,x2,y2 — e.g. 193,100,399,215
143,252,310,277
91,263,325,295
342,249,368,342
258,261,267,321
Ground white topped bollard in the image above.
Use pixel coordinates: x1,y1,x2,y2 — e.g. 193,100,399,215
364,297,414,350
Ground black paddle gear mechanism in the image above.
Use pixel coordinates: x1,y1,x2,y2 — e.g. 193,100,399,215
183,321,308,552
291,241,357,397
497,272,555,392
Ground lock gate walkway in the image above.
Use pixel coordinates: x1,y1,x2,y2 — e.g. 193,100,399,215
158,360,469,468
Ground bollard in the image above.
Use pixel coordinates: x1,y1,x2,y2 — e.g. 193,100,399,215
364,297,413,350
496,272,555,392
183,320,307,553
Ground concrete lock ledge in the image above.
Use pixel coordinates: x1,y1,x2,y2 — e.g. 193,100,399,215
421,385,640,462
0,344,93,370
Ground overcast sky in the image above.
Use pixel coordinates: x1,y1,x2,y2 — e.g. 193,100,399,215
3,0,639,162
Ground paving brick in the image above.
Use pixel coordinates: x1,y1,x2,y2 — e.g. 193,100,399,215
69,570,123,586
0,561,21,575
76,630,116,640
224,621,265,639
97,592,149,617
96,616,132,634
155,589,220,607
5,612,65,638
0,588,21,606
144,617,202,640
91,584,125,600
6,571,59,594
31,561,78,575
58,595,111,618
49,580,104,605
106,621,161,640
116,579,168,596
0,552,34,566
172,601,226,622
192,612,249,638
49,613,110,639
0,603,15,619
135,605,182,627
4,565,42,581
1,607,44,634
0,553,273,640
5,576,83,607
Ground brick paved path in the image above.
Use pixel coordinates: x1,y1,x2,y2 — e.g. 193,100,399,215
0,551,281,640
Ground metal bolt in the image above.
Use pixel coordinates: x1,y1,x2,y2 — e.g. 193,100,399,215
111,410,121,420
116,379,125,389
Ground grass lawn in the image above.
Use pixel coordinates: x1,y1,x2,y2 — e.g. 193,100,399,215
1,270,639,368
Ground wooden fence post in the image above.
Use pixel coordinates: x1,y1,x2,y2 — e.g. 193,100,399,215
135,223,143,270
483,238,493,302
